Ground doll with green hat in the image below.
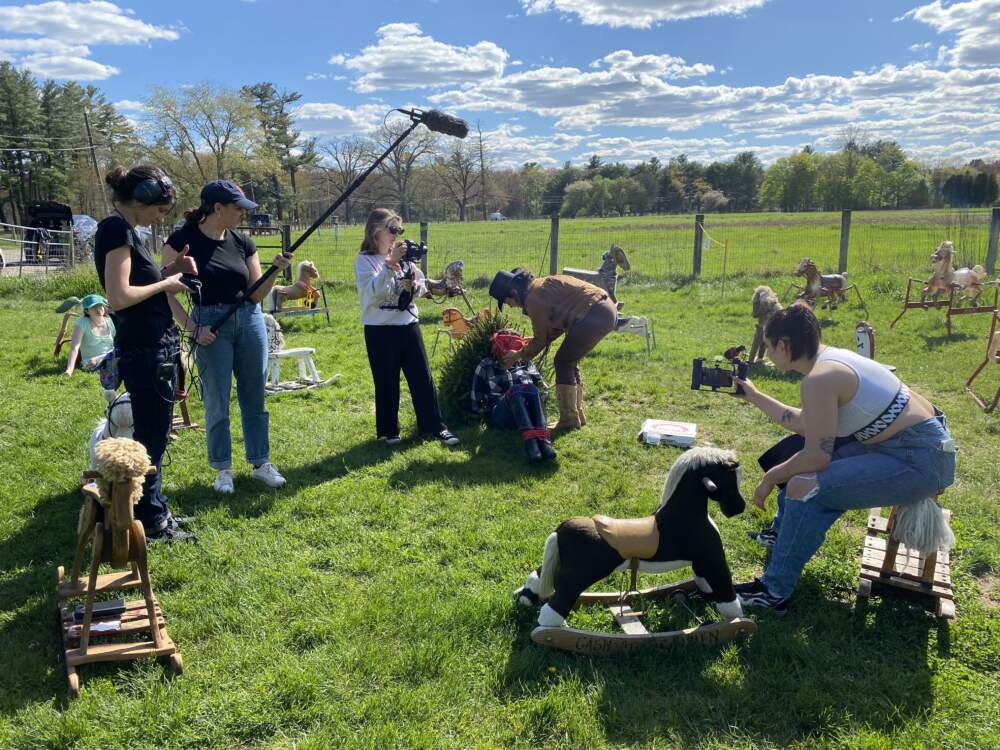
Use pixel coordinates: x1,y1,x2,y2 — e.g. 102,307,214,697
63,293,116,376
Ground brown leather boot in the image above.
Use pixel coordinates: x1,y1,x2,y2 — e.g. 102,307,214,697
548,384,582,430
575,382,586,425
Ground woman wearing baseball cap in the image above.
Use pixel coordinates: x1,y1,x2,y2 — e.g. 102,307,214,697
95,164,197,543
163,180,291,494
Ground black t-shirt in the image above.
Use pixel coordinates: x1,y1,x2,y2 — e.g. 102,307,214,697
165,223,257,305
93,215,174,350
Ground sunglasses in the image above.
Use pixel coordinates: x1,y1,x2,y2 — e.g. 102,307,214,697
384,225,405,236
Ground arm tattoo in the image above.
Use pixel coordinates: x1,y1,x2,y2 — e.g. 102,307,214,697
780,409,794,424
819,437,836,456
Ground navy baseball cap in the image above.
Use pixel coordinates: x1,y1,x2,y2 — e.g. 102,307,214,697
200,180,258,209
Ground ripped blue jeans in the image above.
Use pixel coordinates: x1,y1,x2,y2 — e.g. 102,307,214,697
763,415,956,599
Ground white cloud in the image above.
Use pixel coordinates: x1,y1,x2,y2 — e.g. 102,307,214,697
521,0,771,28
329,23,507,93
909,41,933,51
903,0,1000,67
292,102,387,138
113,99,146,111
0,1,179,79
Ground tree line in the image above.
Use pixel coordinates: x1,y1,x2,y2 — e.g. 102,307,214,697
1,63,997,228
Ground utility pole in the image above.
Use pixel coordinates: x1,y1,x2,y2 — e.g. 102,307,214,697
477,121,488,221
83,109,110,214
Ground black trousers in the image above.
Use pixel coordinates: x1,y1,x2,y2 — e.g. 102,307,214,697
363,323,444,438
117,328,178,532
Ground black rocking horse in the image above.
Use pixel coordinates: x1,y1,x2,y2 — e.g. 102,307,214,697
515,447,757,653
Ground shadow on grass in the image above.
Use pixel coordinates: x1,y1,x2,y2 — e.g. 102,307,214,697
499,579,940,746
0,486,93,710
164,438,397,518
922,332,976,351
23,353,65,378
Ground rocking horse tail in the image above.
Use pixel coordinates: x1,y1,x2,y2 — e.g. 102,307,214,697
537,532,560,599
892,497,955,555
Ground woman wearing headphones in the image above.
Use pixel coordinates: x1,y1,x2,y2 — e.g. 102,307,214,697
95,165,196,544
163,180,290,494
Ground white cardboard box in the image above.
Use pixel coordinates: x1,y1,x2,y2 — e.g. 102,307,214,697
638,419,698,448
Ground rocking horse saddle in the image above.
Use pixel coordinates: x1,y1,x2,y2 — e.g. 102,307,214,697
592,514,659,559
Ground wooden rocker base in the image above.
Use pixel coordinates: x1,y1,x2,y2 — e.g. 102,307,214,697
856,507,955,620
965,312,1000,413
532,577,757,654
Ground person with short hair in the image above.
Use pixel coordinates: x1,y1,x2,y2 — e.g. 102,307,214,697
162,180,291,493
488,268,617,430
355,208,458,446
63,294,115,376
733,304,957,614
95,165,197,543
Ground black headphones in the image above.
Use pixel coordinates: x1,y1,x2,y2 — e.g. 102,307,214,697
132,173,174,205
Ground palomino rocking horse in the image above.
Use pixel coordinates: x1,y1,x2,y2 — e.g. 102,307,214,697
563,245,631,308
423,259,473,312
57,437,182,697
891,241,998,334
784,258,866,314
515,447,756,654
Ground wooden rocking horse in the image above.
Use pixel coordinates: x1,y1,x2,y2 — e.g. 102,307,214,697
784,258,866,314
57,437,182,698
424,259,473,312
966,310,1000,412
563,244,631,308
515,447,756,654
432,307,492,355
891,241,998,334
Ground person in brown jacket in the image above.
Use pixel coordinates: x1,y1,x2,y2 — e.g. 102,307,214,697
488,268,618,429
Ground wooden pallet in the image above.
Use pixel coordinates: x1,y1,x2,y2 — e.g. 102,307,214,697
857,507,955,619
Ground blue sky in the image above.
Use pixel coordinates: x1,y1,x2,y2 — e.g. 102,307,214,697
2,0,999,167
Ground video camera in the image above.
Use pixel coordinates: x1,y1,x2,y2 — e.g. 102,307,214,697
691,345,749,395
401,239,428,263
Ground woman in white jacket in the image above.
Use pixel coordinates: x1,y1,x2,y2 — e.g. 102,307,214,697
354,208,459,446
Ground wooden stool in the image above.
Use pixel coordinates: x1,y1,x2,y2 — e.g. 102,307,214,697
856,505,955,619
57,466,181,698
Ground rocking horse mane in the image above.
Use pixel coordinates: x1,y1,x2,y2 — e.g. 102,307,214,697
657,446,737,510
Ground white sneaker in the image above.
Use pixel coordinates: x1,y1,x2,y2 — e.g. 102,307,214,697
251,462,286,488
213,469,234,494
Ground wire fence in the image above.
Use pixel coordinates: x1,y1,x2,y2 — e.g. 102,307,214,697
282,208,999,293
0,221,76,277
13,209,998,295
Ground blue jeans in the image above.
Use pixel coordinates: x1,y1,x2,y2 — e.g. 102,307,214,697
488,384,542,429
193,302,270,470
763,415,956,599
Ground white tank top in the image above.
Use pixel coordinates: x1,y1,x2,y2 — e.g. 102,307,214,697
814,346,903,437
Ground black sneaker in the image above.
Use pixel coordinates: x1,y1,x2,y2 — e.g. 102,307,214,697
146,523,197,545
735,578,789,615
166,514,194,530
748,526,778,550
436,429,460,446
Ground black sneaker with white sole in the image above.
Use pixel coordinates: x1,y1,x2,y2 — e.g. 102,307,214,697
748,526,778,550
735,577,789,615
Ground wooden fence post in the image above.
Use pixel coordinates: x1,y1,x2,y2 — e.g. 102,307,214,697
839,209,852,274
987,207,1000,275
693,214,704,276
420,222,429,276
550,215,560,276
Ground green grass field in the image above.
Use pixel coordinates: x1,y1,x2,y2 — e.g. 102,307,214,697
0,263,999,748
282,209,995,291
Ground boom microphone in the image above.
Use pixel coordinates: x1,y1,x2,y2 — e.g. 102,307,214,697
397,108,469,139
